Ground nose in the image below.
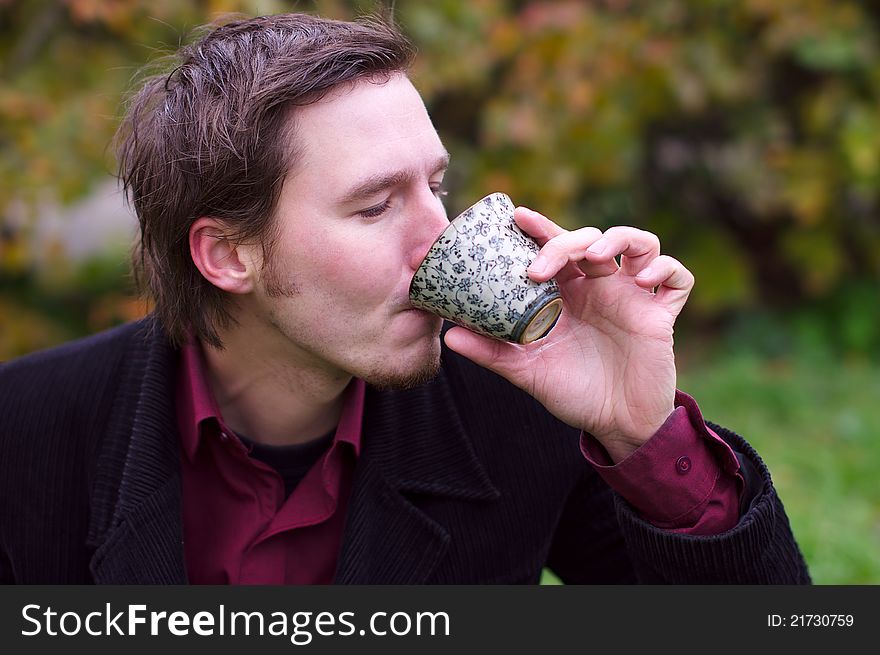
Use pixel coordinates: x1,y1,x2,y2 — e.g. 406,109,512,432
407,192,450,271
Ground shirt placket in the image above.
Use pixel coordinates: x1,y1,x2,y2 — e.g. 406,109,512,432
217,423,288,584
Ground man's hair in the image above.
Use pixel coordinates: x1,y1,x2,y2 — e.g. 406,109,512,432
116,13,415,347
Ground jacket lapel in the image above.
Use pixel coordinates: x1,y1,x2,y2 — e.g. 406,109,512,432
88,319,188,584
335,360,499,583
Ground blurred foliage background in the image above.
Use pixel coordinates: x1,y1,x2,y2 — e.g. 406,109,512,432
1,0,878,583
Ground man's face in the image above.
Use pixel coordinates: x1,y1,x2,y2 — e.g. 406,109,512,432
243,73,450,389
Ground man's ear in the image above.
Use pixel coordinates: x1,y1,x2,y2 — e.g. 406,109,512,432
189,217,257,294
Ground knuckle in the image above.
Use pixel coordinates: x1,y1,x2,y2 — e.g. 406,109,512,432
671,258,695,286
639,229,660,250
568,227,602,245
539,237,564,258
580,226,603,239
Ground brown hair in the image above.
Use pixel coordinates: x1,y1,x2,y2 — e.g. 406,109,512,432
116,13,415,348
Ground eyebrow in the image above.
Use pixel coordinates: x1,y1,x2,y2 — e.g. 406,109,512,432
337,151,451,206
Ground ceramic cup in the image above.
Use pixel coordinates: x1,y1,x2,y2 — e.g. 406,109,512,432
409,192,563,344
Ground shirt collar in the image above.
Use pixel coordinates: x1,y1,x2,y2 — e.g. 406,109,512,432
335,376,365,458
177,339,224,462
176,339,365,462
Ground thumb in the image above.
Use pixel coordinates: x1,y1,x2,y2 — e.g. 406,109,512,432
443,326,527,385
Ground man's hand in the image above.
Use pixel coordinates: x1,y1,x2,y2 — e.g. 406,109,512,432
443,206,695,464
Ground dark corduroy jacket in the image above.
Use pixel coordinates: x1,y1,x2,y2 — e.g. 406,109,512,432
0,318,810,584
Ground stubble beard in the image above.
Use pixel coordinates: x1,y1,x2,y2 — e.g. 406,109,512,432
362,349,442,391
361,316,445,391
263,258,300,298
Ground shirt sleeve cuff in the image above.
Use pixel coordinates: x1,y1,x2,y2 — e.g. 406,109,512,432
579,390,744,534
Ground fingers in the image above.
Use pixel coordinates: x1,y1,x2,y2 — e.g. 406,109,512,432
517,208,617,281
584,225,693,314
514,206,566,247
528,227,618,281
634,254,695,316
583,226,661,278
516,211,694,315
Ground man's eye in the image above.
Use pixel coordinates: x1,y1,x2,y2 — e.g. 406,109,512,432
359,199,392,219
432,185,448,199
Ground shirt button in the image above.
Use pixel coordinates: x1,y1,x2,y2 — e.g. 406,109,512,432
676,456,692,474
220,431,229,441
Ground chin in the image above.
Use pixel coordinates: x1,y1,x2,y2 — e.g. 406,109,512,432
362,340,442,391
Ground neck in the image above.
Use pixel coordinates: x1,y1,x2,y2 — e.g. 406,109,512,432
201,325,352,447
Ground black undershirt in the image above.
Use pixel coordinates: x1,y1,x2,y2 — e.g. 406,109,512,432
238,430,336,499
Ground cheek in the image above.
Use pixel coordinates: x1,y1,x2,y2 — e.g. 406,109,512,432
305,233,403,304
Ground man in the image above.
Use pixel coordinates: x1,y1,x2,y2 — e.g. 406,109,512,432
0,13,809,584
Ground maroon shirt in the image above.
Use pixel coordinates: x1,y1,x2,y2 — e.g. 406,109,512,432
177,341,364,584
177,341,742,584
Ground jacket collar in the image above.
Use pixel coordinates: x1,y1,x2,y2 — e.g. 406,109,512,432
88,318,188,584
335,361,500,583
87,318,498,584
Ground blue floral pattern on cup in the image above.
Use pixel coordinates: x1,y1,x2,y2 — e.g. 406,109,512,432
409,192,562,343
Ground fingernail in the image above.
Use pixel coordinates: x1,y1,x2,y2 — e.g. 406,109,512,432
636,267,653,279
587,239,607,255
529,257,548,275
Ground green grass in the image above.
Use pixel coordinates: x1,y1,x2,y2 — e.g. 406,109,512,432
541,347,880,585
678,348,880,584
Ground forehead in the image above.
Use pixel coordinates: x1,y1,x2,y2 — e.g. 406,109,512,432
288,74,445,181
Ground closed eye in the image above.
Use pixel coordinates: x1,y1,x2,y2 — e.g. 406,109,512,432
358,199,392,219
